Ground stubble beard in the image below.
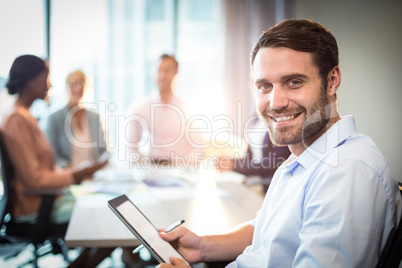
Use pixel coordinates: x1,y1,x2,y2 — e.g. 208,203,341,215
262,86,330,147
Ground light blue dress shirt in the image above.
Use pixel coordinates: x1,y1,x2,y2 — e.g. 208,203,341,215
229,115,402,268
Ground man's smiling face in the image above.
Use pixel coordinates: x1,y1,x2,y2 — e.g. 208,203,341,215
254,47,331,152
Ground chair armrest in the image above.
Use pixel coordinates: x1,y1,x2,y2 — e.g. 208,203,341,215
18,187,70,244
31,195,56,244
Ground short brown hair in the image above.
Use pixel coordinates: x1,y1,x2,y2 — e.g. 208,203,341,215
160,54,179,71
250,19,339,82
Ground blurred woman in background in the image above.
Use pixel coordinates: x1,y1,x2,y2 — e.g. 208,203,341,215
44,70,108,168
0,55,106,224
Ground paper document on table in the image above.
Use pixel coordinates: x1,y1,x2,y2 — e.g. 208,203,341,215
69,182,141,196
143,176,190,188
93,168,136,182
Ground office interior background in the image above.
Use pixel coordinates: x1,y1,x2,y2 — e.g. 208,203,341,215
0,0,401,180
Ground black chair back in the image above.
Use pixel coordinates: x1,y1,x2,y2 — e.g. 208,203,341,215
0,132,70,266
0,132,14,229
376,185,402,268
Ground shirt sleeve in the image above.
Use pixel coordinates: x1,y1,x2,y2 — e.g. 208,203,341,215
293,159,393,268
5,113,73,189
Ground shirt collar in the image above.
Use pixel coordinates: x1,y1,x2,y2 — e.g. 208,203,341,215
295,115,357,169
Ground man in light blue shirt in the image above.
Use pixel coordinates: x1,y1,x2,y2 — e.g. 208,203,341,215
233,115,400,267
157,19,402,268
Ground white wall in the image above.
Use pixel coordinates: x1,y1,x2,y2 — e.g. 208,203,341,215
0,0,45,77
294,0,402,181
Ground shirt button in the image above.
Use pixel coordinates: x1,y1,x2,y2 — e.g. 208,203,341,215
287,173,292,178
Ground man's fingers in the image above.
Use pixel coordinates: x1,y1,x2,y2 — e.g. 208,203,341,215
159,230,176,242
170,257,188,266
159,226,184,241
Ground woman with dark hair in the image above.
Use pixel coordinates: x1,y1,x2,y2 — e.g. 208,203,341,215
0,55,106,224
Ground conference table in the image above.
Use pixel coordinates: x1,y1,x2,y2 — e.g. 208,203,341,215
64,161,264,266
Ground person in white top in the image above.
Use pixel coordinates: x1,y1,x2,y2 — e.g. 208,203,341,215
124,54,203,166
122,55,205,266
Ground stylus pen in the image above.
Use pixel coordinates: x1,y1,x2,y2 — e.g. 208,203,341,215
132,219,185,254
164,219,185,233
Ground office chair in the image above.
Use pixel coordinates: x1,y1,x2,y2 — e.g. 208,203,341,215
0,132,70,267
375,183,402,268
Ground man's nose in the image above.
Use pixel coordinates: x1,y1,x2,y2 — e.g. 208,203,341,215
270,86,288,110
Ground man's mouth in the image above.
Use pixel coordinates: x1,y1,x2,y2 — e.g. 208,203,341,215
271,113,301,122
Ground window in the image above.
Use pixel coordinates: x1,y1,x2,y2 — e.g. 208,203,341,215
0,0,46,120
49,0,223,148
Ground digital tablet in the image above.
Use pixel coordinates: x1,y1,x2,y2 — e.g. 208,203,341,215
107,194,189,265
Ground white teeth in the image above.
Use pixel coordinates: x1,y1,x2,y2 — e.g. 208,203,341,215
275,115,295,122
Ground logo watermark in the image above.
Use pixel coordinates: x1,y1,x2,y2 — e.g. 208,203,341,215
62,100,341,172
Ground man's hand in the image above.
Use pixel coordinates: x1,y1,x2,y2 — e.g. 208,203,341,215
158,226,203,264
72,159,107,184
157,257,191,268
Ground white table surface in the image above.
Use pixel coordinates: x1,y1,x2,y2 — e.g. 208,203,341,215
64,166,264,248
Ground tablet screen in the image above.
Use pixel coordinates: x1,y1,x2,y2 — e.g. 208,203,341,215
108,194,189,265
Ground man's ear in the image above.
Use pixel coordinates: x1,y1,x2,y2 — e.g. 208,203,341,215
327,66,341,96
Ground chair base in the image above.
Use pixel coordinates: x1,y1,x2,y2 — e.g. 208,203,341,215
0,238,71,268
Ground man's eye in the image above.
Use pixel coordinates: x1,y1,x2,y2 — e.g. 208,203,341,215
257,84,272,93
288,80,302,88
